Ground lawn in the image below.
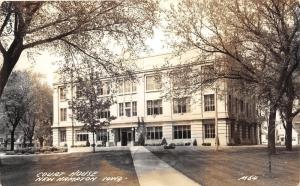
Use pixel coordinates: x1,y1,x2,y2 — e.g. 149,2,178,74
147,145,300,186
0,150,139,186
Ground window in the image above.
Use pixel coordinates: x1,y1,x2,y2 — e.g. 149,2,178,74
235,98,238,113
60,108,67,121
125,102,131,117
147,100,163,115
231,123,235,138
132,101,137,116
201,65,214,83
76,131,89,141
0,137,3,143
99,110,110,119
248,126,251,139
59,86,66,100
240,100,244,113
173,125,191,139
117,79,124,93
246,103,249,116
204,94,215,111
228,95,232,113
173,97,191,114
97,129,107,141
119,101,137,117
118,79,137,94
119,103,124,116
76,86,83,98
97,82,110,95
204,124,215,138
59,129,66,142
146,75,161,91
242,125,246,139
146,127,163,140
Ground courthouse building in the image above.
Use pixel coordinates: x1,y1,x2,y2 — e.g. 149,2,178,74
52,52,260,147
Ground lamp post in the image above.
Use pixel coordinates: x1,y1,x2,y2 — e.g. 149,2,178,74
215,87,219,151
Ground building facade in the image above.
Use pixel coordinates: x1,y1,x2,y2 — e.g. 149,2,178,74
52,53,260,147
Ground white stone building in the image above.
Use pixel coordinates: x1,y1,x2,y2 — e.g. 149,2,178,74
52,52,260,147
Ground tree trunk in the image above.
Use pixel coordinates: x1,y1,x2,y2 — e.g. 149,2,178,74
92,132,95,153
10,129,15,151
0,40,24,97
285,119,293,151
268,105,277,154
39,138,44,148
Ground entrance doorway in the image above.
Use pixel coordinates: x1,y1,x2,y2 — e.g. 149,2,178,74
121,131,127,146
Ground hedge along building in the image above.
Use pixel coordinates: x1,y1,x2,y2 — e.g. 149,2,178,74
52,51,260,147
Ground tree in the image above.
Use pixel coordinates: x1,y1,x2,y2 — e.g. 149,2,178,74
21,72,53,147
34,83,52,147
163,0,300,153
68,59,116,153
278,69,300,151
69,68,115,152
0,1,158,97
1,71,31,150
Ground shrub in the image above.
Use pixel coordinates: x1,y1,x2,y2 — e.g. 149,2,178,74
6,151,15,155
193,139,197,146
64,143,68,147
185,142,191,146
164,143,175,149
202,143,211,146
176,142,185,146
161,138,167,146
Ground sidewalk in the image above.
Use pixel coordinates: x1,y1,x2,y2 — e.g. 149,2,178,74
130,146,201,186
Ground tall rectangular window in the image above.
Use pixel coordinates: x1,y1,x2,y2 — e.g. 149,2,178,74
132,101,137,116
117,79,124,94
119,103,124,116
240,100,244,113
59,129,66,142
146,75,161,91
146,127,163,140
235,98,238,113
125,102,131,117
201,65,214,83
60,108,67,121
173,97,191,113
228,95,232,113
59,86,66,100
98,82,110,95
204,124,215,138
248,126,251,139
173,125,191,139
147,100,163,115
204,94,215,111
242,125,246,139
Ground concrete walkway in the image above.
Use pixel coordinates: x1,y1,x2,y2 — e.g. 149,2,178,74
130,146,201,186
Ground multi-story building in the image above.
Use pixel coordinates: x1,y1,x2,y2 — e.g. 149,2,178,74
52,52,260,147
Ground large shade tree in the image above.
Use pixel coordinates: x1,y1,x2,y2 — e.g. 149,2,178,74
1,71,31,150
0,1,158,97
163,0,300,153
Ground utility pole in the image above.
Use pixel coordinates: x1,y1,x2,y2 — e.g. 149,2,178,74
71,63,75,147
